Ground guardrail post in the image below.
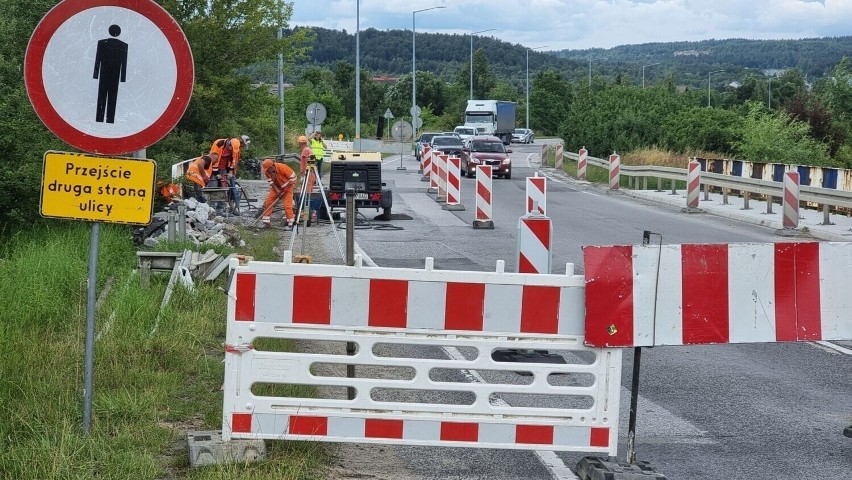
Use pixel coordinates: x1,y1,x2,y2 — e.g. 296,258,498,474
642,177,648,190
821,204,833,225
722,187,729,205
703,183,710,201
766,195,774,214
742,191,751,210
670,178,677,195
656,177,663,192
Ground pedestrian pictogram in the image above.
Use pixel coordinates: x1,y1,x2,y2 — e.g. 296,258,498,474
24,0,193,155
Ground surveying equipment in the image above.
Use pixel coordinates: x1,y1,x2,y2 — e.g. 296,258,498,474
288,159,344,262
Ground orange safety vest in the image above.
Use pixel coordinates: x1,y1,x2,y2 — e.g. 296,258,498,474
186,157,209,187
265,162,297,191
210,138,243,174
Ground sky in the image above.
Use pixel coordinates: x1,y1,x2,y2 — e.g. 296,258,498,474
290,0,852,51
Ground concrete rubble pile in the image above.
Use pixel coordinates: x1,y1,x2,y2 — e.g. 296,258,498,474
141,197,245,248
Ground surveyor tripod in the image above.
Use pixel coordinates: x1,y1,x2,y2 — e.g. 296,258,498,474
288,163,344,260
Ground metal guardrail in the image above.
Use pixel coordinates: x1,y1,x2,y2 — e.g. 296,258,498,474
560,151,852,211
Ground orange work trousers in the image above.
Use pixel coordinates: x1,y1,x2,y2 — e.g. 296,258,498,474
262,184,294,223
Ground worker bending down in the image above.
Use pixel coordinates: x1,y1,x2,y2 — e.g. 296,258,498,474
186,155,212,203
261,158,297,227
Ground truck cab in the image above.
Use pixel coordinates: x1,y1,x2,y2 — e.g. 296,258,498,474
463,100,517,145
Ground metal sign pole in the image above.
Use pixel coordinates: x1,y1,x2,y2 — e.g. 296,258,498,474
82,221,100,434
345,190,356,399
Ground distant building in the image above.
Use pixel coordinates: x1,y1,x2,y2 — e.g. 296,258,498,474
728,81,742,89
255,83,294,96
372,75,399,85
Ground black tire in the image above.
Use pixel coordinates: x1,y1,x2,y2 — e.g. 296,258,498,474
504,172,511,179
466,167,474,178
383,206,392,219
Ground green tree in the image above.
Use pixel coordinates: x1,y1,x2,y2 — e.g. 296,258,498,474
383,72,446,117
530,70,571,135
735,102,832,166
661,107,743,154
457,49,496,100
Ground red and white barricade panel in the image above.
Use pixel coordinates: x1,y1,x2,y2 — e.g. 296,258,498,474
578,147,588,181
421,145,432,177
446,156,461,205
554,144,564,170
609,153,620,190
526,176,547,215
518,214,552,274
783,171,800,229
475,165,493,224
584,242,852,347
223,257,621,455
429,149,439,191
686,160,700,209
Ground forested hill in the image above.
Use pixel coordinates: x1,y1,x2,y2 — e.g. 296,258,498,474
280,27,851,87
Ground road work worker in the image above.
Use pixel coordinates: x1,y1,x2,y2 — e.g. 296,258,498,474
261,158,297,227
209,135,250,211
186,155,212,203
310,131,325,176
298,135,316,195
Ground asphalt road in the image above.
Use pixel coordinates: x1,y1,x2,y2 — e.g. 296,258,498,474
339,142,852,480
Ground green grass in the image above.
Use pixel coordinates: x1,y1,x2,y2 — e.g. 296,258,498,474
0,223,325,479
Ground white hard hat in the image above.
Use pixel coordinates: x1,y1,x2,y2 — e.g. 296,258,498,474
240,134,251,147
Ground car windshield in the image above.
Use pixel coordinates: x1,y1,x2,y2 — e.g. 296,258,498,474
514,129,527,134
432,137,461,147
471,141,505,153
455,128,475,135
419,134,438,144
464,114,492,125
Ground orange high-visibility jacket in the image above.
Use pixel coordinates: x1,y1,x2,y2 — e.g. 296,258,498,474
186,157,209,187
210,138,243,174
264,162,297,192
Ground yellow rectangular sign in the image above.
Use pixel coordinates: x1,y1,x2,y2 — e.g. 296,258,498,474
40,151,156,224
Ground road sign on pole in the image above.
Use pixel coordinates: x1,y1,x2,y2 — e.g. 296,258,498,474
306,102,327,125
24,0,194,155
383,108,394,119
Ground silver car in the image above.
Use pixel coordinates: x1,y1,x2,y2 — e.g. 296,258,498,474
511,128,534,144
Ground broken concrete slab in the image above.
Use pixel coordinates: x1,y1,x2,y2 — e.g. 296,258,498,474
187,430,265,468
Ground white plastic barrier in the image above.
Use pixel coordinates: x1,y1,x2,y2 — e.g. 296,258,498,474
223,255,622,455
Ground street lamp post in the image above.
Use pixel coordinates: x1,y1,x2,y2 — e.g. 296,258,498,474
470,28,496,100
768,77,772,109
707,70,724,107
412,6,445,139
355,0,360,144
526,45,549,130
277,25,284,155
588,58,592,87
641,62,660,89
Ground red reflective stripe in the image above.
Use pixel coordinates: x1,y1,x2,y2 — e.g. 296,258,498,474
518,252,538,274
590,427,610,447
681,244,729,344
235,273,256,322
515,425,553,445
289,415,328,435
583,246,634,347
365,419,404,439
775,243,823,341
477,180,491,204
521,285,560,334
524,217,550,249
445,282,484,331
232,413,252,433
774,243,798,341
440,422,479,442
369,279,408,328
292,276,331,324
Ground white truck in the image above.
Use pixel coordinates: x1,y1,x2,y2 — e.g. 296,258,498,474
463,100,517,145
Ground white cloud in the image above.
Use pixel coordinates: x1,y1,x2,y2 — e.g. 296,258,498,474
290,0,852,50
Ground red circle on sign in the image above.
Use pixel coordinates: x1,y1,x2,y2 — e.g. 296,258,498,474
24,0,193,155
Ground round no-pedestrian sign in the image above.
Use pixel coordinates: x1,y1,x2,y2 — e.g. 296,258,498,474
24,0,194,155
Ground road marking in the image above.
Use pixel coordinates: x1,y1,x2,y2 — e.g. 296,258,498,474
442,346,581,480
813,341,852,355
526,153,537,169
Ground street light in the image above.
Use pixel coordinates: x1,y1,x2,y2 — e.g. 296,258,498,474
412,6,445,138
707,70,724,107
470,28,496,100
526,45,549,130
768,76,772,109
641,62,660,89
355,0,361,144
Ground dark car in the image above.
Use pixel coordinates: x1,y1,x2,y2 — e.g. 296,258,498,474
414,132,441,162
460,135,513,179
429,135,464,157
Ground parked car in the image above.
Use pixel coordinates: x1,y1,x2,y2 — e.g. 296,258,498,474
414,132,441,162
512,128,534,144
460,135,513,179
429,135,465,157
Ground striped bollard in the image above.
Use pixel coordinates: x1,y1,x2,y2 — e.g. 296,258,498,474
443,156,465,211
782,171,800,230
526,175,547,215
609,152,620,190
578,147,588,181
554,144,564,170
682,160,702,213
541,143,549,165
436,153,448,203
473,165,494,229
517,204,552,274
421,145,432,182
429,150,439,192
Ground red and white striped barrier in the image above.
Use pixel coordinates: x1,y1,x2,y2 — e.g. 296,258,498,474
783,171,800,229
429,149,439,191
421,145,432,182
474,165,494,229
517,211,552,274
583,242,852,347
609,153,620,190
526,175,547,215
223,257,621,454
437,153,448,201
578,147,588,181
554,144,564,170
444,156,463,210
686,160,701,209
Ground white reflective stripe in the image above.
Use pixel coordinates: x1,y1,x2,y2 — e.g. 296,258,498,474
480,423,515,444
631,245,659,346
328,417,364,438
554,426,590,446
331,277,369,326
407,281,446,330
728,244,776,342
820,243,852,339
650,244,684,346
255,412,288,435
404,419,440,441
558,285,585,336
255,273,293,323
483,284,522,333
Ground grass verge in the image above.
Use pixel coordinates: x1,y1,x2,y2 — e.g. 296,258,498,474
0,222,325,479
